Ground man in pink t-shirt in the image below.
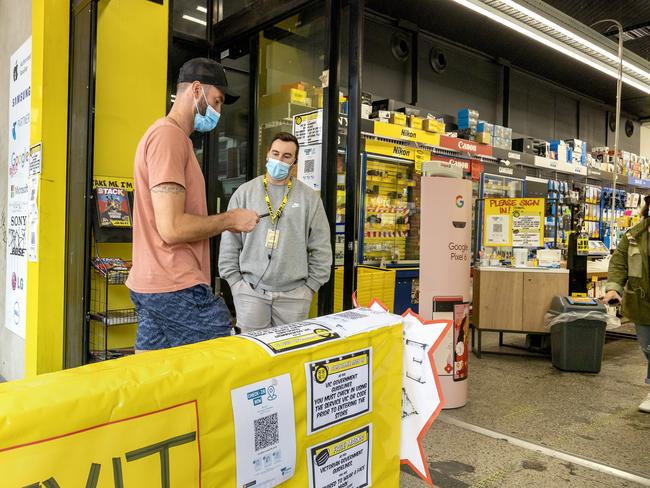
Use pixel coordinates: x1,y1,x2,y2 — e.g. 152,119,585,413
126,58,259,351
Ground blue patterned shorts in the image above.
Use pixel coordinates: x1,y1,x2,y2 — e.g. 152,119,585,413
130,284,232,350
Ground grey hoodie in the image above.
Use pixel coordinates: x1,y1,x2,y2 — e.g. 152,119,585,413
219,175,332,292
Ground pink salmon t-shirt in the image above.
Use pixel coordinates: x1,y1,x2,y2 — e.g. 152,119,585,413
126,118,211,293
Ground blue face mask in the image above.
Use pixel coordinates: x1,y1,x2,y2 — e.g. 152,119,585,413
193,87,220,132
266,157,292,180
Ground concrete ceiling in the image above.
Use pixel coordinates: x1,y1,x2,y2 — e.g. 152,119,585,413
367,0,650,119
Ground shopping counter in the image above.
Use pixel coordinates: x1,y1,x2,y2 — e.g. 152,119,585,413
472,266,570,357
0,310,405,487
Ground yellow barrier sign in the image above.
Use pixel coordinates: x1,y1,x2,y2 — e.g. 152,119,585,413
1,401,200,486
0,309,403,487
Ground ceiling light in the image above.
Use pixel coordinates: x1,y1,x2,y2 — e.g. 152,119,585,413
196,6,208,14
451,0,650,95
496,0,650,82
182,14,207,26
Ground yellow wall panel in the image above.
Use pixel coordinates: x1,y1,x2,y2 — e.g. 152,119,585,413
26,0,71,375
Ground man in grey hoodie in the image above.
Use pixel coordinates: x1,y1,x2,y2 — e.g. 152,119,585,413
219,132,332,332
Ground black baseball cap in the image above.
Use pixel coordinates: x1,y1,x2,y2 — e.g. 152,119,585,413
177,57,240,105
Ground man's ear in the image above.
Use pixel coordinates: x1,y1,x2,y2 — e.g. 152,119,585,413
191,81,202,97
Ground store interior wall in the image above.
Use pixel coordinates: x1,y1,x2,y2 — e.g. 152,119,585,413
641,123,650,160
607,112,642,154
361,17,643,155
0,0,30,381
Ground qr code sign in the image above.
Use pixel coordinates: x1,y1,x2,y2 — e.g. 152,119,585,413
492,223,503,234
304,158,315,174
254,413,279,451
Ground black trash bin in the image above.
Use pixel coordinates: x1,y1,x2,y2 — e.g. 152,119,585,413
548,296,607,373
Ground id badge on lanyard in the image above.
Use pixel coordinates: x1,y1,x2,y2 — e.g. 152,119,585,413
265,229,280,249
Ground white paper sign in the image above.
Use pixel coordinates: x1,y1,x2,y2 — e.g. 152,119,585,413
485,214,510,246
27,176,39,262
307,425,372,488
512,213,542,247
298,144,322,191
5,37,31,338
292,110,323,146
240,310,402,356
29,142,42,176
231,374,296,488
312,308,402,337
306,348,372,434
240,321,342,356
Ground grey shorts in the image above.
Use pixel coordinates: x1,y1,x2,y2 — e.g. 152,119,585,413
130,284,232,350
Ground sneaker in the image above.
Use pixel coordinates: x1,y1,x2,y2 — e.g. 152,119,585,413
640,393,650,413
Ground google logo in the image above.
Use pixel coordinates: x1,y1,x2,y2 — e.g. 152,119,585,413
455,195,464,208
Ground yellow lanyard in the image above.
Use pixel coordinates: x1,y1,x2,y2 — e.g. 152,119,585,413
263,175,292,223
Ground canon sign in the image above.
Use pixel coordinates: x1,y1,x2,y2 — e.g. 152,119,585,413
458,140,477,152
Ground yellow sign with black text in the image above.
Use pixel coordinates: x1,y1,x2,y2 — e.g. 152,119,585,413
93,175,134,191
364,139,415,160
483,198,545,248
373,121,441,146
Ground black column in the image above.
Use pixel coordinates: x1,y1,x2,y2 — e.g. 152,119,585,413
318,0,341,316
343,0,364,310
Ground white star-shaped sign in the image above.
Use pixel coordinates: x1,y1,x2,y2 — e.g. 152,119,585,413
400,309,451,486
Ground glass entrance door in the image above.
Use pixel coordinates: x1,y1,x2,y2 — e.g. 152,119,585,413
206,41,252,300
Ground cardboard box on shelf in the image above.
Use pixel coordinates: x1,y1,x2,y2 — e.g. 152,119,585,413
422,118,445,133
280,81,307,92
370,110,391,123
512,137,534,154
409,115,423,129
475,132,491,145
458,108,479,119
260,89,309,108
389,112,407,126
477,120,494,134
362,103,372,119
308,86,324,108
397,106,421,117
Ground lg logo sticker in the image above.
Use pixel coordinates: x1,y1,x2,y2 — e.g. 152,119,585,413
11,272,24,291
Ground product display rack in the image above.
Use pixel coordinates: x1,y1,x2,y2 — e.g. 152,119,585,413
88,186,136,363
359,153,419,265
88,245,137,362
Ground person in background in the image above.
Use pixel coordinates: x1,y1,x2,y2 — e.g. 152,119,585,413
126,58,259,351
219,132,332,333
604,194,650,413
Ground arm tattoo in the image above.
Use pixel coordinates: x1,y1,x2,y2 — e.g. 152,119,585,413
151,183,186,194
